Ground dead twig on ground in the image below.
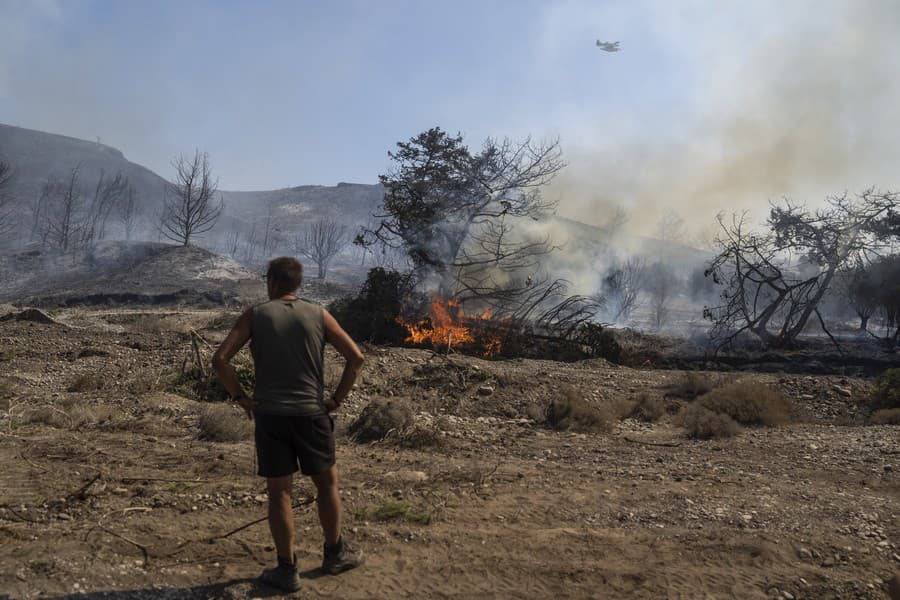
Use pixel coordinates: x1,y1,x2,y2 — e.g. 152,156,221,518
213,496,315,540
623,436,682,448
119,476,209,483
99,525,150,566
67,472,102,501
190,331,207,377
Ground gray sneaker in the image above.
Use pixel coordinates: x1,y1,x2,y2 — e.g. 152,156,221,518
260,555,301,593
322,539,364,575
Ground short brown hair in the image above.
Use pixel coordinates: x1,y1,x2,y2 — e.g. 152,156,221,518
266,257,303,295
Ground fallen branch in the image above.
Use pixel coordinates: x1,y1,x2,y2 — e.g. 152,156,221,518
100,525,150,567
119,476,209,483
623,436,682,448
68,472,102,501
213,496,315,540
190,331,208,377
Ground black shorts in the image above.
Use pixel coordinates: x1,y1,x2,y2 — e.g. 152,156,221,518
253,413,335,478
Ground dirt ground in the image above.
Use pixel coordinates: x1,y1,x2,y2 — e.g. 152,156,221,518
0,307,898,599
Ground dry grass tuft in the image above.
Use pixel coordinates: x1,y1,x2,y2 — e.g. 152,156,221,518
196,404,252,442
697,382,792,426
20,406,71,428
545,386,611,432
0,378,15,410
628,394,666,422
394,419,445,449
67,373,106,393
870,408,900,425
130,315,192,335
682,403,742,439
362,500,433,525
665,372,716,400
348,398,414,443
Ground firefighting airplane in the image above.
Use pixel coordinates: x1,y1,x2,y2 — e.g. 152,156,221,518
596,40,620,52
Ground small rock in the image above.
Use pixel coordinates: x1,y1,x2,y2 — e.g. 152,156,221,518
797,547,812,560
833,386,852,397
782,592,795,600
477,385,494,397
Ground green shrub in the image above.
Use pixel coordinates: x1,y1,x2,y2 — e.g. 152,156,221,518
682,404,741,439
697,382,791,426
328,268,417,345
871,368,900,410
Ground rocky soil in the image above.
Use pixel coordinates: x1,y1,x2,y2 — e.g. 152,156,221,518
0,306,897,599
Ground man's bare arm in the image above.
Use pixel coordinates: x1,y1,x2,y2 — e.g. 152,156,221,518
212,309,255,419
323,309,364,411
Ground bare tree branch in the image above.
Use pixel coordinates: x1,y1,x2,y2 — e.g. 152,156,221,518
159,150,222,246
296,218,350,279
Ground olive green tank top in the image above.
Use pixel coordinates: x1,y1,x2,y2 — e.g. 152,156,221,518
250,298,325,416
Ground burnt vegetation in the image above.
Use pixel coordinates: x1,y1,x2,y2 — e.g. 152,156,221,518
350,127,610,361
704,190,900,352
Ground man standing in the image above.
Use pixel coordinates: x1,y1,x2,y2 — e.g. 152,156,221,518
213,256,365,592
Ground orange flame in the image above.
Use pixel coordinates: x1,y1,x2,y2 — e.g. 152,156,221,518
399,294,502,356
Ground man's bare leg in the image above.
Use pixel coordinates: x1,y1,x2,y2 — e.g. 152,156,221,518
311,466,341,545
266,475,295,563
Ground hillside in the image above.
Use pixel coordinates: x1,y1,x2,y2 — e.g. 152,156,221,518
0,124,171,213
0,242,258,306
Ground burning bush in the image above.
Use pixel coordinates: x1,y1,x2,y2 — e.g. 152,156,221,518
697,382,791,426
328,268,417,345
682,404,742,439
348,398,415,442
871,368,900,410
399,294,504,357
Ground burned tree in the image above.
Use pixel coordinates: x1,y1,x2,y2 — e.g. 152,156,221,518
601,257,646,323
0,160,16,239
358,127,565,310
833,261,880,331
297,218,350,279
80,171,129,247
159,151,222,246
603,204,629,240
655,209,686,242
704,190,898,349
42,165,84,252
863,255,900,349
645,262,679,330
118,184,138,241
356,127,607,353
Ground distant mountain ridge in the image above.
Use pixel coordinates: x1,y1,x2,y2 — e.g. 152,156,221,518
0,123,171,210
0,123,383,240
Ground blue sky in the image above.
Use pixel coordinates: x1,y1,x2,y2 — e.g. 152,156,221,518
2,0,900,232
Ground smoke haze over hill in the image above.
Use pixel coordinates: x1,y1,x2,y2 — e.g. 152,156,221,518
547,1,900,237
